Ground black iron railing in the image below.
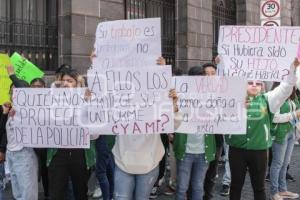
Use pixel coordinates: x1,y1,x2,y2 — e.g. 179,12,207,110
0,0,58,71
125,0,175,66
212,0,236,56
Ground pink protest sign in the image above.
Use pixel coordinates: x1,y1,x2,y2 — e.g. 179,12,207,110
217,26,300,82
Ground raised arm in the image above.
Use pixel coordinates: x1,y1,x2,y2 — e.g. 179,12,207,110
264,59,299,113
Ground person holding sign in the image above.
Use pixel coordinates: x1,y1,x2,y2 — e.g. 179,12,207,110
47,68,96,200
269,84,300,200
224,58,300,200
173,66,216,200
1,85,39,200
0,103,10,200
112,57,182,200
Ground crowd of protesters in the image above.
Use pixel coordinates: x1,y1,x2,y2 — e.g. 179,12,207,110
0,53,300,200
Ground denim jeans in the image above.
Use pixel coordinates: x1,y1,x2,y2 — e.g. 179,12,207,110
6,148,38,200
96,136,115,200
270,131,295,195
0,163,4,200
176,153,208,200
114,165,159,200
222,144,231,186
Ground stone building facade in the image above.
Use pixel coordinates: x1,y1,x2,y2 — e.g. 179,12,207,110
58,0,300,74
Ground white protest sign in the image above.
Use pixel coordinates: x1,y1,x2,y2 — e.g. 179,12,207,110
93,18,161,69
12,88,90,148
173,76,247,134
86,65,174,135
217,26,300,81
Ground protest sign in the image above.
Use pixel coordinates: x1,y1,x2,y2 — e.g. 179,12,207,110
298,43,300,60
217,26,300,81
93,18,161,69
173,76,247,134
10,52,44,84
0,54,12,104
86,65,174,135
12,88,90,148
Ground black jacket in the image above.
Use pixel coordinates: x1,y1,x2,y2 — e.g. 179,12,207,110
9,74,29,88
0,106,8,153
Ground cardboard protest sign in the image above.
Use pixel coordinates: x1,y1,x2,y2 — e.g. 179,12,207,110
93,18,161,69
12,88,90,148
86,65,174,135
173,76,247,134
10,52,44,84
0,54,12,104
217,26,300,81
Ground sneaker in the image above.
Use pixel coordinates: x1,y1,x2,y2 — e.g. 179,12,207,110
220,184,230,196
158,177,165,186
271,193,283,200
163,185,175,196
279,191,299,199
92,187,102,198
150,186,158,199
286,173,296,182
265,174,270,182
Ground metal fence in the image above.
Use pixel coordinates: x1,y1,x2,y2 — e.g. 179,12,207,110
212,0,236,56
0,0,58,71
125,0,175,65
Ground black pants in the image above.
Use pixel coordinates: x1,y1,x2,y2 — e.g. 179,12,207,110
35,149,49,198
229,146,267,200
154,134,169,186
48,149,89,200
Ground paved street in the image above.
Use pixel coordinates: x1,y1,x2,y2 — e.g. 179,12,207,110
4,145,300,200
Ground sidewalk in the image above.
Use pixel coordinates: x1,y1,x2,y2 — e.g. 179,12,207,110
4,145,300,199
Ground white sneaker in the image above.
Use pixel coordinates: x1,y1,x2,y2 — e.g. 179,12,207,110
92,187,102,198
271,193,283,200
279,191,299,199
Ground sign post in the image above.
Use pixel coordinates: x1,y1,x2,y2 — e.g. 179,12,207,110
260,0,281,26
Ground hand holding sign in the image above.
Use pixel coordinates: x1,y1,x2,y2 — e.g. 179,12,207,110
10,52,44,84
157,57,166,65
2,102,12,114
294,57,300,68
6,65,15,76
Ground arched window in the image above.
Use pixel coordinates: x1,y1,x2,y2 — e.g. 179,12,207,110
125,0,175,65
0,0,58,70
212,0,236,56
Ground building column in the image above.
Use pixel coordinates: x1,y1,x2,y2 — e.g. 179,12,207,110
175,0,213,73
58,0,124,74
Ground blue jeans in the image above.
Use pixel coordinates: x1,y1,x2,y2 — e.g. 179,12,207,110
6,148,38,200
95,136,115,200
222,144,231,186
270,131,295,195
176,153,208,200
114,165,159,200
0,163,4,200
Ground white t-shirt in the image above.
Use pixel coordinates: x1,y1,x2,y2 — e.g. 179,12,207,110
112,112,183,174
112,134,165,174
6,117,24,151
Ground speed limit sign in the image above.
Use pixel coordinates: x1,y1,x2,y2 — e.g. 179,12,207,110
260,0,280,19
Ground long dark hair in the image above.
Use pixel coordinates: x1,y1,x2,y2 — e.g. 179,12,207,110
30,78,45,87
272,82,296,100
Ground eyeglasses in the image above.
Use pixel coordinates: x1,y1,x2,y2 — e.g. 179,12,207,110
248,81,263,86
